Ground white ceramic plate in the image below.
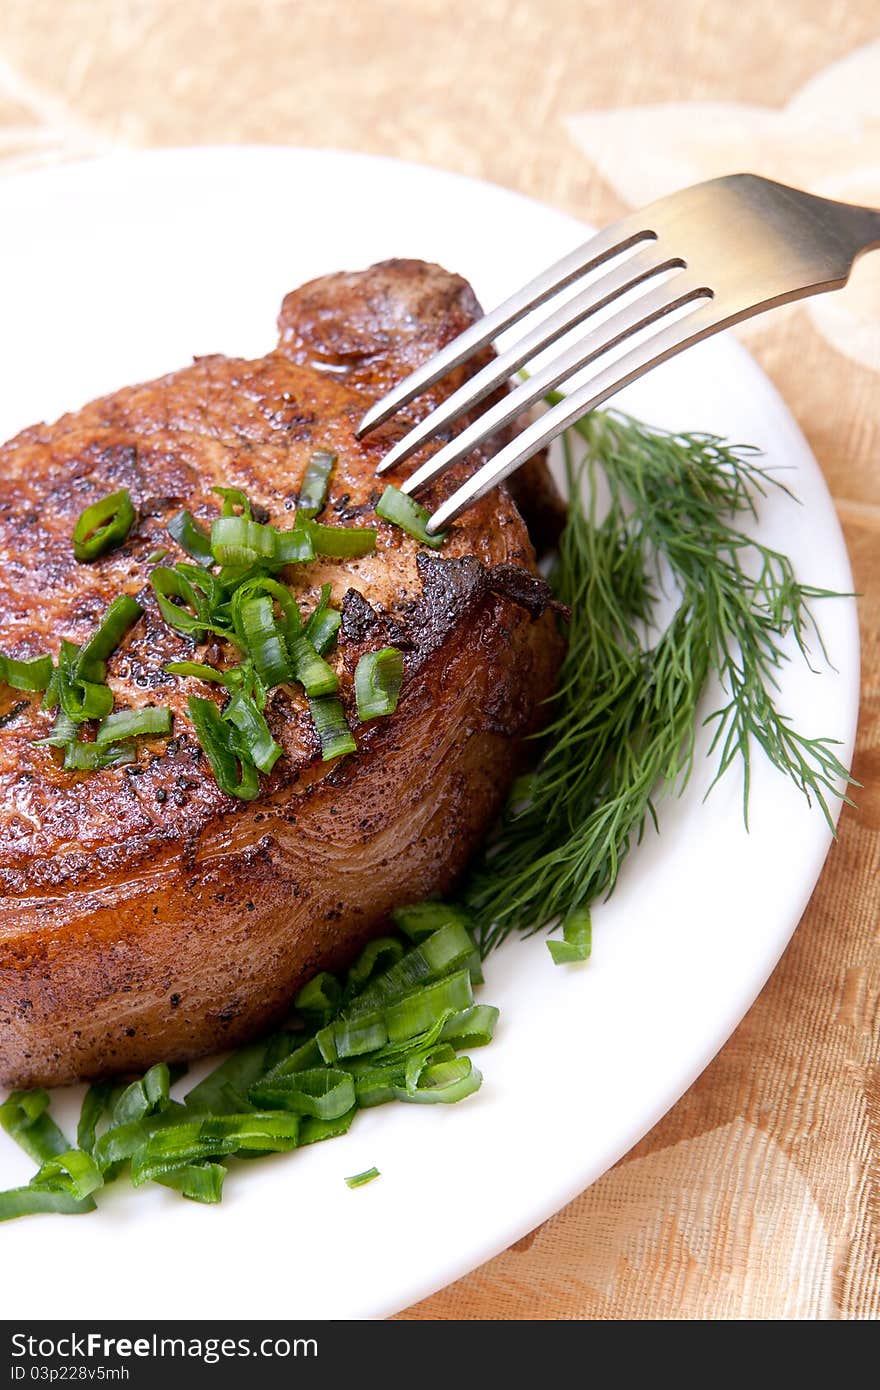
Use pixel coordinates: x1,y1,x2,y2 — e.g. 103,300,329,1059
0,148,858,1320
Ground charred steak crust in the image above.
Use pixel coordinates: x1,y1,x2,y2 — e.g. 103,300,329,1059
0,259,564,1087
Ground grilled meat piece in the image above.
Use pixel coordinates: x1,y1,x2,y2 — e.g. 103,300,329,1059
0,259,563,1087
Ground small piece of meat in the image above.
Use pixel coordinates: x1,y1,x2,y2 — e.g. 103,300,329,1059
340,589,379,642
0,259,564,1088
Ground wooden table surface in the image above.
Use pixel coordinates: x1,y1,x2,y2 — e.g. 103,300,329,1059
0,0,877,1320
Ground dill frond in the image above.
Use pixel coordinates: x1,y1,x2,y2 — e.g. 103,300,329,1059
468,410,853,954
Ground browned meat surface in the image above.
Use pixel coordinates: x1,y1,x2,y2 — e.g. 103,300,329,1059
0,259,564,1087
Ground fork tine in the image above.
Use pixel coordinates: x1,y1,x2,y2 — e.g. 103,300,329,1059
375,246,682,476
355,214,655,438
400,274,703,497
426,299,719,532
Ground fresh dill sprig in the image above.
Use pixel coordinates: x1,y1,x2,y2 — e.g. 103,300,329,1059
468,409,853,954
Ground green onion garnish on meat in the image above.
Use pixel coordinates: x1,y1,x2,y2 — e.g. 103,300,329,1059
72,488,136,562
212,486,253,518
76,594,143,677
303,583,341,654
186,695,260,800
167,509,213,566
307,695,356,761
354,647,403,721
273,520,316,565
302,518,377,558
288,635,338,697
297,449,336,518
375,485,446,549
63,740,136,771
232,575,302,643
210,516,277,567
0,653,53,692
345,1167,380,1189
235,594,291,687
224,689,282,774
164,660,228,684
96,707,172,744
150,566,211,638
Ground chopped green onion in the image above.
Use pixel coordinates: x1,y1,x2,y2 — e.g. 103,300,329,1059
402,1054,481,1104
212,486,252,519
317,969,473,1063
92,1102,188,1173
439,1004,499,1050
164,662,221,685
249,1067,356,1120
376,485,446,549
300,1110,356,1146
37,706,78,749
232,576,302,644
392,901,472,943
384,969,473,1045
30,1148,104,1200
273,521,316,565
77,1083,114,1154
146,548,167,564
288,635,338,697
248,1039,322,1094
308,696,356,761
0,1187,96,1221
175,562,230,613
151,566,209,637
73,488,136,562
547,907,592,965
187,695,260,800
184,1034,302,1116
56,654,114,723
235,595,291,687
76,594,143,678
211,516,276,567
111,1063,172,1127
345,920,476,1017
316,1013,387,1063
63,740,135,771
303,518,377,558
0,1090,69,1165
344,939,404,1001
345,1166,380,1189
355,647,403,721
294,973,342,1027
224,689,282,774
168,510,213,566
129,1112,301,1186
153,1162,226,1203
0,906,499,1220
96,707,172,744
0,652,53,692
297,450,336,518
303,584,341,654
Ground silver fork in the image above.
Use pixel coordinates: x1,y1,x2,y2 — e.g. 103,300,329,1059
356,174,880,533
